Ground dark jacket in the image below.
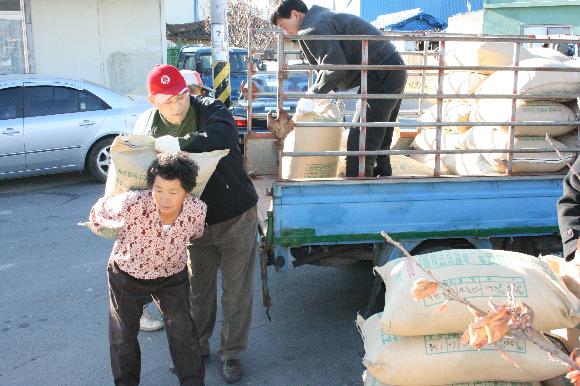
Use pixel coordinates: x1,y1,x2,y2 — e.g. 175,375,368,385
135,96,257,225
298,5,398,94
557,156,580,261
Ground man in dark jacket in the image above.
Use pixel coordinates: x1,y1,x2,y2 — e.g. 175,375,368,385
138,64,258,384
270,0,407,177
558,156,580,262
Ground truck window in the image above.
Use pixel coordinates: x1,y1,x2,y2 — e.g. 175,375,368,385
197,53,213,75
230,53,248,74
181,54,197,71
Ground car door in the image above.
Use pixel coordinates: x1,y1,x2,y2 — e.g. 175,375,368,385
0,83,25,175
23,83,105,171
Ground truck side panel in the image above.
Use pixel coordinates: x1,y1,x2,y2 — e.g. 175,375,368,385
272,176,563,248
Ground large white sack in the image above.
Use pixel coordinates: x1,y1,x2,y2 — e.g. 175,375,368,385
470,100,578,137
84,135,228,239
441,153,499,176
105,135,229,197
282,98,343,179
442,71,487,102
413,128,464,150
362,370,541,386
418,102,473,133
360,313,567,386
477,58,580,102
390,156,436,176
458,126,572,173
376,249,580,336
409,153,450,175
411,129,463,174
445,42,570,74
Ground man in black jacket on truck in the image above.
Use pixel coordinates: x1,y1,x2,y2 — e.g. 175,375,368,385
135,64,258,384
558,156,580,262
270,0,407,177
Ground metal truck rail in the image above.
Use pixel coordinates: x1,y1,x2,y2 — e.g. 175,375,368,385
242,30,580,312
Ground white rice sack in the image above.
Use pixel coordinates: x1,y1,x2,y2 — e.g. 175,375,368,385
376,249,580,336
413,129,464,150
360,313,567,386
105,135,228,197
409,153,450,175
362,370,541,386
477,58,580,102
410,129,463,174
391,155,436,176
445,42,570,74
85,135,228,239
283,99,343,179
441,153,499,176
442,71,488,102
458,126,573,173
418,103,473,133
470,100,578,137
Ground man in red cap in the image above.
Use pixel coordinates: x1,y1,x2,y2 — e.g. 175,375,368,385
133,64,258,384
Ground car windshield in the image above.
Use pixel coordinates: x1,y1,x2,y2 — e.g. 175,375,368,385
195,52,247,75
253,73,310,94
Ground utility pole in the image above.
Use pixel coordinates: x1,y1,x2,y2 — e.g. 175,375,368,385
210,0,231,107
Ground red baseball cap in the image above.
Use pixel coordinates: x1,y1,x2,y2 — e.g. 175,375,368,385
147,64,188,104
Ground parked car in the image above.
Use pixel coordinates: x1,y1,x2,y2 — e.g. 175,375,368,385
0,74,150,182
232,71,311,132
177,46,248,100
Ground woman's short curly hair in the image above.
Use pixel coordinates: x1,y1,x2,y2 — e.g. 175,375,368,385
146,151,199,192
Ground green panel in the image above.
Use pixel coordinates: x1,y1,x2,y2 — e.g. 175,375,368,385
483,4,580,35
274,226,559,246
167,47,180,67
485,0,580,7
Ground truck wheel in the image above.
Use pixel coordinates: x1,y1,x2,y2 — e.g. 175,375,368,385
87,137,113,183
411,238,474,255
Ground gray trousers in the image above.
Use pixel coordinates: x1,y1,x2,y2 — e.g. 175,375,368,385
187,206,258,360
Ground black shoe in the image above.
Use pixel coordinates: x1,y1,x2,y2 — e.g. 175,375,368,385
221,358,242,384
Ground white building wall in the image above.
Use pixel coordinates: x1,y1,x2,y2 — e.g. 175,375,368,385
165,0,196,24
29,0,165,95
447,10,483,34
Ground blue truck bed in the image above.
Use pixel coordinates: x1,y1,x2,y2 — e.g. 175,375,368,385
266,175,565,269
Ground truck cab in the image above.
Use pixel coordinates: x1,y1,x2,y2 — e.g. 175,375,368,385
176,45,247,101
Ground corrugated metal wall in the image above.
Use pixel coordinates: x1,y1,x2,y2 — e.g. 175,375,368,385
361,0,483,24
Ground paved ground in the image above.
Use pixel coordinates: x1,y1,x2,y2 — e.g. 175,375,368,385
0,172,373,386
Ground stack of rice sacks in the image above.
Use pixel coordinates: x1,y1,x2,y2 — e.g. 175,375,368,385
358,249,580,385
411,42,580,175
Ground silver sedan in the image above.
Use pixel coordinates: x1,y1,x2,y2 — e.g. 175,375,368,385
0,74,150,182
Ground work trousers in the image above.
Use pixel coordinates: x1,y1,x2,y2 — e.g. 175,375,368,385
346,52,408,177
108,261,205,386
188,206,258,360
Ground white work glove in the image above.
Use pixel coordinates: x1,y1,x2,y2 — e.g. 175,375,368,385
155,135,180,153
295,98,315,114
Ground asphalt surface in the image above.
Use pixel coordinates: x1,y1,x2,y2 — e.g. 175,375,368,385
0,172,373,386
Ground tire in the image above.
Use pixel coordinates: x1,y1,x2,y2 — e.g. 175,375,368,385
87,137,113,183
411,238,475,255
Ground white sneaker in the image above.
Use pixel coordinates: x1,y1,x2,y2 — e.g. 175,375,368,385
139,306,164,332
